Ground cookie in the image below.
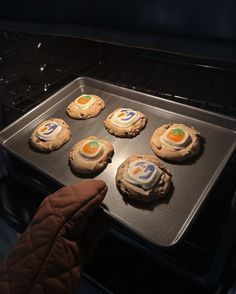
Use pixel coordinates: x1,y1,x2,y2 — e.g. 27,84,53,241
116,154,172,202
104,108,147,137
30,118,71,152
69,136,114,175
66,94,105,119
150,123,201,162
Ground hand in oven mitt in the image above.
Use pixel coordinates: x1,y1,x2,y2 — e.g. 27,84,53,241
0,180,108,294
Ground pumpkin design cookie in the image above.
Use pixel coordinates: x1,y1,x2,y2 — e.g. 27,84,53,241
66,94,105,119
150,123,201,162
69,136,114,175
104,108,147,137
116,154,172,202
30,118,71,152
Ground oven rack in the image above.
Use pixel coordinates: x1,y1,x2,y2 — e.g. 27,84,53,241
1,31,236,127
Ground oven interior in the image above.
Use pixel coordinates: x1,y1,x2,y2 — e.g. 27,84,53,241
0,30,236,293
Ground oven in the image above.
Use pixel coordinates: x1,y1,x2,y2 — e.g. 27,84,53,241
0,8,236,293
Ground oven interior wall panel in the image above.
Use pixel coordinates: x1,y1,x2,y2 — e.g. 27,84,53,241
1,0,236,41
0,1,236,64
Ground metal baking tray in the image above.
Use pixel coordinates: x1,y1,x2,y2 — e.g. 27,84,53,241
1,77,235,247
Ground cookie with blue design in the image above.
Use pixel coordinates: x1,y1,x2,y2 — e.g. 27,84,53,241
116,154,172,202
30,118,71,152
104,108,148,137
66,94,105,119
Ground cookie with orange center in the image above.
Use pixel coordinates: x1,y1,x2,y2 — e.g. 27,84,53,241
104,108,148,137
30,118,71,152
116,154,172,202
69,136,114,175
150,123,201,162
66,94,105,119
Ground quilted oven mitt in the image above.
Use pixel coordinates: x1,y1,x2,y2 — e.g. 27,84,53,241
0,180,108,294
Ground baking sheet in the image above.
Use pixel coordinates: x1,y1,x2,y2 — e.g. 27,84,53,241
1,77,235,247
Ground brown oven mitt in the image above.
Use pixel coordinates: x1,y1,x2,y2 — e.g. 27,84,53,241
0,180,108,294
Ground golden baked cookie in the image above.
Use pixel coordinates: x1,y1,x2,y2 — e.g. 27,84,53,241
66,94,105,119
104,108,148,137
69,136,114,175
116,154,172,202
30,118,71,152
150,123,201,162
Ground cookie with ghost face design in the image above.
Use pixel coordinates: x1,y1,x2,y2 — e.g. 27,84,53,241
104,108,148,138
69,136,114,175
116,154,172,202
30,118,71,152
150,123,201,162
66,94,105,119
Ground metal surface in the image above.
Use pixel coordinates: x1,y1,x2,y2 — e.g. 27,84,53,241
1,77,235,247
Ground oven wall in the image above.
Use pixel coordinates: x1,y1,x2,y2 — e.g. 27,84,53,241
1,0,236,40
0,1,236,63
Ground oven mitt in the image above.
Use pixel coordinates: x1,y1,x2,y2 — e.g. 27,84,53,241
0,180,108,294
